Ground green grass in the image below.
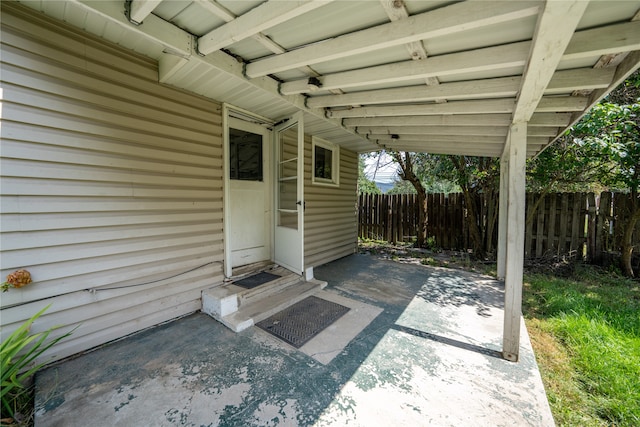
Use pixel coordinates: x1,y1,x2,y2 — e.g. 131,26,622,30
523,266,640,426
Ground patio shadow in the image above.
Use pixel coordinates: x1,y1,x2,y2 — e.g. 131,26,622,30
35,253,553,427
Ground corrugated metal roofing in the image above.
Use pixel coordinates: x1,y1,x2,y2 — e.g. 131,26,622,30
15,0,640,157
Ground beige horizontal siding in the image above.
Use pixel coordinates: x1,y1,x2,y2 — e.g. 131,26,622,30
304,135,358,268
0,4,224,363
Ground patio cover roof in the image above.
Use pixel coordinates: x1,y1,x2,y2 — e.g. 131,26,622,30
20,0,640,157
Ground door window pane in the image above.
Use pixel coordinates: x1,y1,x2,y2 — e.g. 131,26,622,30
230,129,262,181
277,124,299,229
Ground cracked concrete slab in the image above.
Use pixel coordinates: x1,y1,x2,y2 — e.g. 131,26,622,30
35,253,554,426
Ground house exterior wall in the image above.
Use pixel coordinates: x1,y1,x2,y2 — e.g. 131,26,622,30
303,135,359,268
0,5,224,362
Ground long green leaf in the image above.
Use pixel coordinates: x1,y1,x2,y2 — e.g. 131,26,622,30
0,304,74,417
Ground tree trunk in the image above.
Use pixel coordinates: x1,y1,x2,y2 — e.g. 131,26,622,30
621,196,639,277
450,156,486,257
391,151,427,247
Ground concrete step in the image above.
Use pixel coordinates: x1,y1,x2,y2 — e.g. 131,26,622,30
218,278,327,332
238,267,301,305
202,267,327,332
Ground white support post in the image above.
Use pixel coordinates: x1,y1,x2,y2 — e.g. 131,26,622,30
502,122,527,362
497,154,508,279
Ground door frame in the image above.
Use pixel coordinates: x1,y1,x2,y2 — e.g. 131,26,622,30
222,104,274,278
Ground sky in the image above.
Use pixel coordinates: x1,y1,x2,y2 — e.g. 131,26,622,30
363,152,399,184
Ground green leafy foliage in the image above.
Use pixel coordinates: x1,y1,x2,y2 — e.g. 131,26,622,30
1,305,73,420
574,103,639,191
528,72,639,195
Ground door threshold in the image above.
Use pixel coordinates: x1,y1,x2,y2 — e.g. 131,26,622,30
229,260,277,280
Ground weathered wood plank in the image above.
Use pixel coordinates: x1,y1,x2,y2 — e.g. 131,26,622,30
586,193,597,262
536,195,546,257
547,193,558,253
570,193,583,253
525,193,535,257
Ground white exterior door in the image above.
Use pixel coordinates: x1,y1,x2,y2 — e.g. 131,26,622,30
274,113,304,275
228,118,271,270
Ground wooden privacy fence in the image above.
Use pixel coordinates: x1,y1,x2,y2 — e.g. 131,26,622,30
358,192,639,261
526,192,639,263
358,193,468,249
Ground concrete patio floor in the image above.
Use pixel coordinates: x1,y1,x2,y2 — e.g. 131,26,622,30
35,253,554,426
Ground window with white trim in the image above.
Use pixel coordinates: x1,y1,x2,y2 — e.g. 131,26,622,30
312,137,339,186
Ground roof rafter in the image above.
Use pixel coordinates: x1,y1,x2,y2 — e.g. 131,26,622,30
562,20,640,61
512,0,588,123
358,126,510,137
127,0,163,25
541,49,640,156
281,20,640,95
194,0,235,21
327,96,587,119
245,1,541,78
374,142,541,157
379,0,440,87
369,134,549,145
283,41,530,94
343,113,572,128
67,0,374,150
354,125,559,138
197,0,331,55
343,114,514,128
191,0,337,93
306,68,613,108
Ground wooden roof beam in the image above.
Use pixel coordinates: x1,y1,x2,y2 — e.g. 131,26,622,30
127,0,163,25
379,0,440,87
512,0,588,123
355,125,559,138
370,134,549,145
194,0,336,92
370,135,507,144
343,114,513,128
282,40,531,94
357,126,510,137
529,112,572,127
245,1,541,78
307,68,613,108
327,96,587,119
355,126,559,138
342,113,571,128
310,77,520,108
541,50,640,155
562,20,640,61
194,0,236,21
280,20,640,95
380,144,504,157
197,0,331,55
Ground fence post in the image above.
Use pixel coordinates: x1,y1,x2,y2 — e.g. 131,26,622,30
547,193,558,255
586,193,597,262
559,193,570,254
524,194,532,258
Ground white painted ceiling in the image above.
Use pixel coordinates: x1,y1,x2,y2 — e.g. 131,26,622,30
17,0,640,157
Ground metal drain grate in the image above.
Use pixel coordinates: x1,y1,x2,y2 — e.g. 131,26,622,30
256,296,350,348
234,272,280,289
